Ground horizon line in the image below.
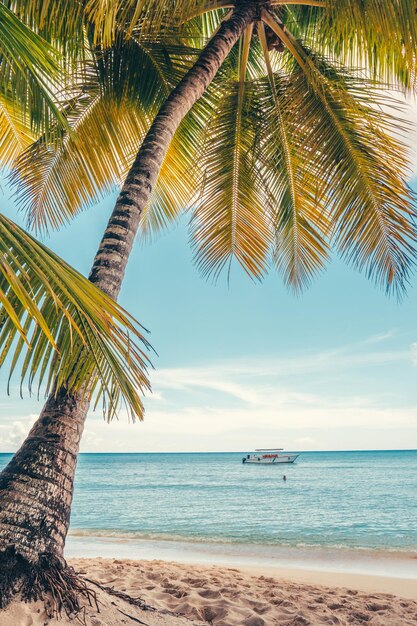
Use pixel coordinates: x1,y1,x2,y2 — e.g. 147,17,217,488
2,448,416,455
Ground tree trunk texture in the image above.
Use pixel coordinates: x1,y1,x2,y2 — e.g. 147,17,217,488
0,0,257,610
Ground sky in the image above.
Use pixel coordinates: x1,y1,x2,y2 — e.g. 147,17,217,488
1,105,417,453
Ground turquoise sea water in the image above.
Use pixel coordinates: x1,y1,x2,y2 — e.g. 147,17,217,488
2,450,416,554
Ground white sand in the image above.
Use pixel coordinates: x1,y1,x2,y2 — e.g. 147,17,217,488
1,558,417,625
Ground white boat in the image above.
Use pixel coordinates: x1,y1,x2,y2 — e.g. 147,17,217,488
242,448,299,464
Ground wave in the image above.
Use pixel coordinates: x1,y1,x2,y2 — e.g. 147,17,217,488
68,528,417,558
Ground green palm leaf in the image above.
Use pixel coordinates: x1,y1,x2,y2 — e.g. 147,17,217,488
13,95,150,232
318,0,417,90
190,78,272,280
0,214,151,420
267,23,416,292
3,0,85,57
12,37,199,233
257,22,329,291
0,92,34,166
0,3,64,139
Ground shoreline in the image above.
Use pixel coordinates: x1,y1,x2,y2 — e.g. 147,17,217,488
236,563,417,600
66,534,417,599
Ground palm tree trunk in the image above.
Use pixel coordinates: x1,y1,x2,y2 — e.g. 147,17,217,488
88,1,257,296
0,1,257,612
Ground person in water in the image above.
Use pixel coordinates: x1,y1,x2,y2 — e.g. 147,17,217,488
283,475,287,481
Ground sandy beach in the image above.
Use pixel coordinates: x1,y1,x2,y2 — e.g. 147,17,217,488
2,557,417,626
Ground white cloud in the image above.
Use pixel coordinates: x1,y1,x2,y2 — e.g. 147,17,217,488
365,329,397,344
0,414,37,452
2,339,416,454
151,343,409,396
411,343,417,366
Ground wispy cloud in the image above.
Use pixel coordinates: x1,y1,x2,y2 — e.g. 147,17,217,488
411,343,417,366
2,338,416,453
151,339,410,398
0,414,37,452
365,329,397,344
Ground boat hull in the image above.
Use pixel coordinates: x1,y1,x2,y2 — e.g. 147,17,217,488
243,454,299,464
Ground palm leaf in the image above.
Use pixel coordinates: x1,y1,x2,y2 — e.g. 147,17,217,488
84,0,206,46
257,22,330,291
190,78,272,280
3,0,85,58
12,95,150,232
262,11,417,292
317,0,417,90
0,92,34,166
12,37,198,233
0,213,151,420
0,3,64,138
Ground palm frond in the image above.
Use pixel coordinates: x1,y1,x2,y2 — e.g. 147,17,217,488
12,95,150,232
3,0,85,58
0,93,34,166
93,35,195,108
12,36,197,233
0,3,64,137
263,11,417,292
0,213,151,420
311,0,417,90
190,79,272,280
257,22,330,292
85,0,205,46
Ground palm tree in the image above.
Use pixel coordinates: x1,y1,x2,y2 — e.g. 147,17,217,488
0,2,152,414
2,0,417,615
0,5,152,611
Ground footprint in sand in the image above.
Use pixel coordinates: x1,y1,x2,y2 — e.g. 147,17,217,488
249,602,271,615
163,586,188,599
242,615,265,626
182,577,206,586
198,588,221,599
199,604,228,622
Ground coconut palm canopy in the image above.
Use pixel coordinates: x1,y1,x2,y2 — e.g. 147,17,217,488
0,5,151,420
10,0,417,296
2,0,417,412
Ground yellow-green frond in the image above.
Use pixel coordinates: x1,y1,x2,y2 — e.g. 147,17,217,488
3,0,85,57
0,3,64,137
267,26,417,293
190,80,272,280
257,21,329,292
12,37,196,233
84,0,206,46
0,213,151,421
12,96,150,233
318,0,417,91
0,93,34,166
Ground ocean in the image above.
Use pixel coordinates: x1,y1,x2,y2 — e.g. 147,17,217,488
1,450,417,576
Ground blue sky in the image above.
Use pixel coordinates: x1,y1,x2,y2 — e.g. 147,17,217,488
1,112,417,452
